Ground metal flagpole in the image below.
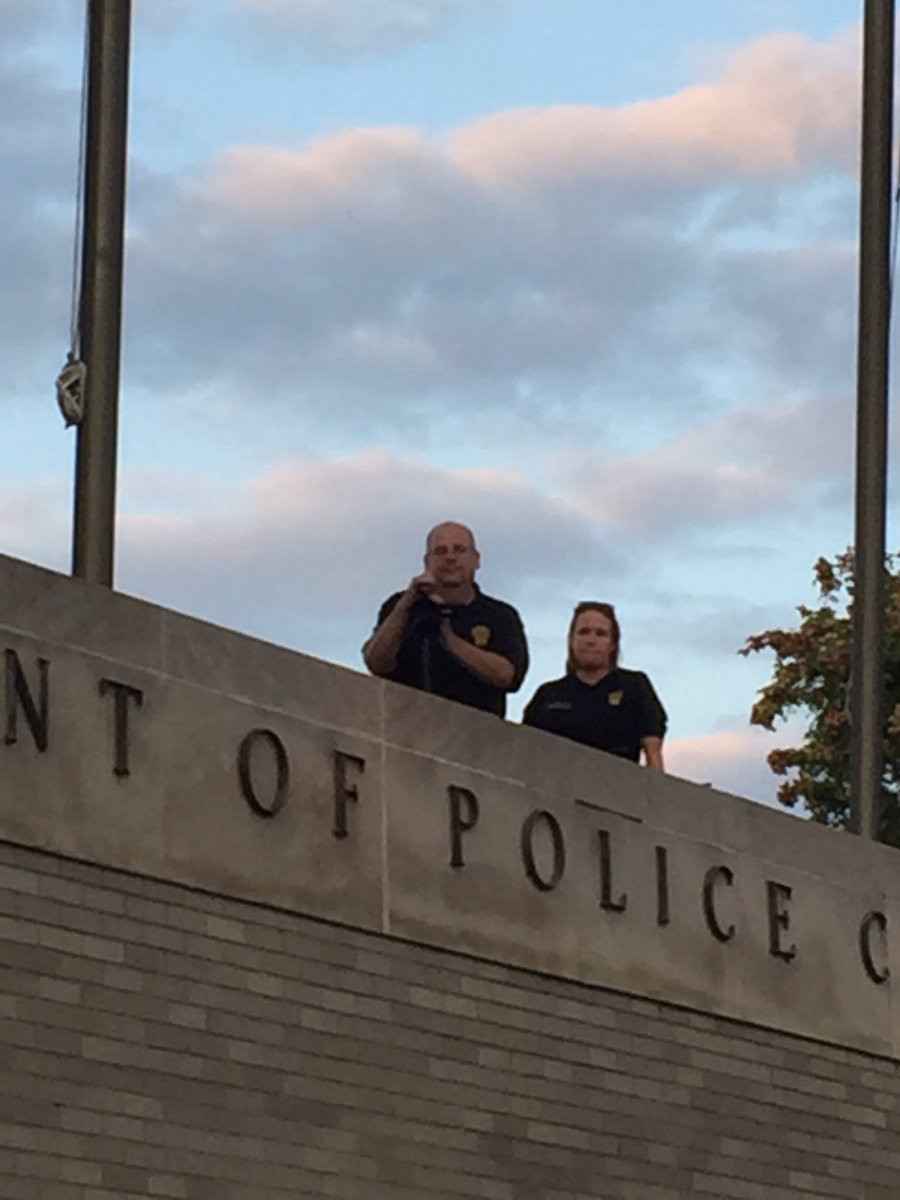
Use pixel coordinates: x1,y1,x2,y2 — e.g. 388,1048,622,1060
850,0,894,839
72,0,132,587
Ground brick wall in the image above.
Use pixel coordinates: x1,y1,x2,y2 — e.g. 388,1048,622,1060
1,837,898,1200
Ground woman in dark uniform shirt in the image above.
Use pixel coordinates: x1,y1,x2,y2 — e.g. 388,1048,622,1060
522,602,666,769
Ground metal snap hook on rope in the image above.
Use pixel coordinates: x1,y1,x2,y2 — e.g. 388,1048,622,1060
56,355,87,427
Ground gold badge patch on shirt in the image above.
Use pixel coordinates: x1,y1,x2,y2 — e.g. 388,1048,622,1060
608,690,623,707
471,625,491,648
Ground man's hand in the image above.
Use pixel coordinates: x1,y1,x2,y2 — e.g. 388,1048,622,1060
363,572,443,677
407,571,445,606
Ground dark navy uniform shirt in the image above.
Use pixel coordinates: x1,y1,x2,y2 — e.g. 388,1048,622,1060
373,586,529,717
522,668,667,761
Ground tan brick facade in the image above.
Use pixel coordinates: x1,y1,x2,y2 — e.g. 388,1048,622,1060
2,838,899,1200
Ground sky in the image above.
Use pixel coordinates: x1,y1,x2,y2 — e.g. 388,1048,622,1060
3,0,891,810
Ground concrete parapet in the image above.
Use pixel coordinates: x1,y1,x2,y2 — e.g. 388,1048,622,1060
1,551,897,1057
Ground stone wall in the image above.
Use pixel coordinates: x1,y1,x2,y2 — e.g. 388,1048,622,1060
2,837,899,1200
2,552,900,1198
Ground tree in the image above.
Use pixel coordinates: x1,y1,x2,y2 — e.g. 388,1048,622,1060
740,550,900,846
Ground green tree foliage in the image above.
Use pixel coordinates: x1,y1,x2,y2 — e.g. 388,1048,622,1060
740,550,900,846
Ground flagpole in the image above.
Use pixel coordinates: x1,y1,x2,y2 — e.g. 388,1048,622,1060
72,0,132,587
850,0,894,839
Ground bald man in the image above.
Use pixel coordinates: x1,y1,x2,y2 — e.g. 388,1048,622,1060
363,522,529,716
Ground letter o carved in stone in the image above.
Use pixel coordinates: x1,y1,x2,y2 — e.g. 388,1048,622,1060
238,728,290,818
521,809,566,892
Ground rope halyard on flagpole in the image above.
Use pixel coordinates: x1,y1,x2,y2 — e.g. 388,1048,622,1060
56,1,91,428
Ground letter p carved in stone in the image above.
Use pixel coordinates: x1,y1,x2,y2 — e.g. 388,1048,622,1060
448,785,479,868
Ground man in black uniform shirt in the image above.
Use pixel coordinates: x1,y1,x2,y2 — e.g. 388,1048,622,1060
362,522,528,716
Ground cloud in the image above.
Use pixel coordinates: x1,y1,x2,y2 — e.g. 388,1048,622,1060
564,391,853,540
0,17,863,451
0,456,807,814
236,0,495,58
0,478,70,571
113,409,842,656
626,593,800,662
0,6,84,401
2,206,78,405
710,240,857,393
113,450,616,657
666,723,805,807
449,30,858,186
111,25,859,439
1,17,869,563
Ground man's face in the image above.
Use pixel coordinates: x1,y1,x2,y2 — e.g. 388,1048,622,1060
424,523,480,589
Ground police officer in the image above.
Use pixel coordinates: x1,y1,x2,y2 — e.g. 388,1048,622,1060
523,601,666,768
363,522,528,717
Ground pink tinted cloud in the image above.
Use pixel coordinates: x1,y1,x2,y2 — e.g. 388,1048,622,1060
122,24,860,408
198,27,858,225
666,725,802,808
200,127,439,219
115,449,608,622
450,30,858,187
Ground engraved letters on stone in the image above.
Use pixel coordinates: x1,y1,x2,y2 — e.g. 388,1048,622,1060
98,678,144,777
4,649,49,752
2,641,894,992
703,865,736,943
597,828,626,912
238,728,290,818
766,880,797,962
859,910,890,984
448,785,479,868
521,809,566,892
655,845,670,926
333,751,365,839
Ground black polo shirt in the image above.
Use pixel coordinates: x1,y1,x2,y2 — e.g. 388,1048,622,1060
522,668,667,761
373,586,529,716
